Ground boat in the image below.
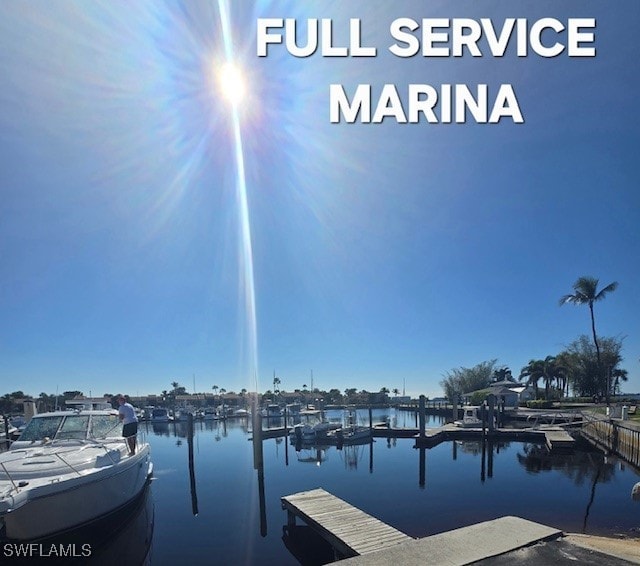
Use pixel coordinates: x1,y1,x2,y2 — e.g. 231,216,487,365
174,408,195,422
0,409,152,540
289,421,341,443
328,425,371,445
299,404,320,416
150,407,172,422
285,403,302,416
326,407,372,445
203,407,218,421
454,406,484,428
262,404,283,418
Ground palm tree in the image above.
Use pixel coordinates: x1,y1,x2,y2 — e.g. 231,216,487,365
273,374,281,395
392,388,400,397
560,276,618,403
492,367,513,383
520,359,544,399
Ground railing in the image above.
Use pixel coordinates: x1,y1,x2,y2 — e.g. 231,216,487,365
581,413,640,469
0,438,131,495
524,409,584,430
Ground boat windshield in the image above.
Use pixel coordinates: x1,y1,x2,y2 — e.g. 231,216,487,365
56,415,90,439
18,416,64,442
17,414,122,442
90,415,121,438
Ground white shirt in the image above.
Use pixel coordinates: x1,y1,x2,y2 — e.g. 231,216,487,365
119,402,138,425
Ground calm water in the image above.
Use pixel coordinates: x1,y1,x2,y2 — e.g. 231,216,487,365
21,409,640,565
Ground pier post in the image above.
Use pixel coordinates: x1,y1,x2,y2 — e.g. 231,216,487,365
487,394,495,433
418,395,426,439
252,400,263,471
2,414,9,448
368,406,373,433
452,394,458,423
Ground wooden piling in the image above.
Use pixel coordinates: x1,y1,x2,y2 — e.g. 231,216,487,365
418,395,426,439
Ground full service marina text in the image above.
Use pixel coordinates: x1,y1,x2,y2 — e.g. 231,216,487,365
257,17,596,124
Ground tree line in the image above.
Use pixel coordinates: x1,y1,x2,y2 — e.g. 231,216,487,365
440,276,627,403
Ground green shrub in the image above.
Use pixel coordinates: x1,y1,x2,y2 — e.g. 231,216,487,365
525,400,554,409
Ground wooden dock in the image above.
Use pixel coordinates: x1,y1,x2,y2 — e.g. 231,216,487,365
412,423,575,451
281,488,413,558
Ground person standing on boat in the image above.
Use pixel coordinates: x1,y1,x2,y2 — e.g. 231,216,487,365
117,395,138,455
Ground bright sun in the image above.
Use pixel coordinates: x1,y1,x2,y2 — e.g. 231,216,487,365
218,62,246,104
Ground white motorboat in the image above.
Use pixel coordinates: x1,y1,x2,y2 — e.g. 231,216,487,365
325,407,372,445
262,404,283,418
150,407,172,422
289,421,341,443
202,407,218,421
0,410,152,541
454,406,484,428
328,425,371,445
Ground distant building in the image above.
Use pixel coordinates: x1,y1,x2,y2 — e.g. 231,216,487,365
463,381,534,407
65,397,113,411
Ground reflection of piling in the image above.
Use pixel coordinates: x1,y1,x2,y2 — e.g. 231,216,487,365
453,439,457,461
250,399,267,537
418,395,426,439
481,439,486,482
487,440,494,479
419,446,426,488
258,462,267,537
187,413,198,516
369,439,373,474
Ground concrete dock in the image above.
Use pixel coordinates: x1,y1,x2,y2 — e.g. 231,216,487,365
340,515,562,565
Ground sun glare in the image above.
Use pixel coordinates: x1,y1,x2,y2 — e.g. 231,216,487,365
218,62,246,104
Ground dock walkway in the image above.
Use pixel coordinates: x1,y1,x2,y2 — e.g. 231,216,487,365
281,488,413,558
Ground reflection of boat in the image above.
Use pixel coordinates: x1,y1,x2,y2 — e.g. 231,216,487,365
33,481,154,565
0,410,153,540
454,406,483,428
295,446,329,466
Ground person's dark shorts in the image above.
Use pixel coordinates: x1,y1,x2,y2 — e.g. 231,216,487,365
123,422,138,438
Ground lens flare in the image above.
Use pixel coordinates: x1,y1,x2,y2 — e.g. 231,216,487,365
218,62,246,104
217,0,258,394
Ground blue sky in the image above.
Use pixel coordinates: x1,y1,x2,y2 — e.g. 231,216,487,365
1,1,638,400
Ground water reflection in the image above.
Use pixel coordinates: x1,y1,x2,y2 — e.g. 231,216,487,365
515,439,618,533
143,409,640,565
8,483,154,565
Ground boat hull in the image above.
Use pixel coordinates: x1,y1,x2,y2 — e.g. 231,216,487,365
1,446,153,541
